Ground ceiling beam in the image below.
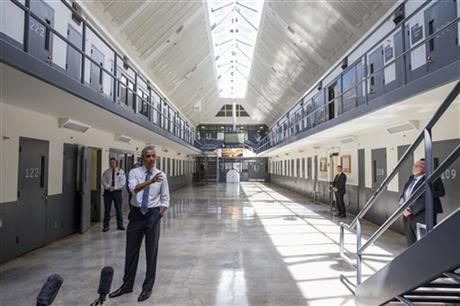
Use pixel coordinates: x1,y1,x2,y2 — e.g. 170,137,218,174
264,5,330,68
142,7,203,63
117,1,152,32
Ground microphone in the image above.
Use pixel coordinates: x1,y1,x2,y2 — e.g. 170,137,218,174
90,266,114,306
36,274,63,306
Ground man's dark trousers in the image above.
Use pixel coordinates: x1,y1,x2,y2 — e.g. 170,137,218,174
103,190,123,229
335,191,346,216
404,213,425,246
123,207,161,291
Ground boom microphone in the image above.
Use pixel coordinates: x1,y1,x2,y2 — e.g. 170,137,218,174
36,274,63,306
90,266,114,305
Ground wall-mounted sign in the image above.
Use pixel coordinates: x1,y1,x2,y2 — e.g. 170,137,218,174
384,45,394,62
411,23,423,45
222,148,243,158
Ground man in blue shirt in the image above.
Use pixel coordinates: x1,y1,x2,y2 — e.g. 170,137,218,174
109,145,169,302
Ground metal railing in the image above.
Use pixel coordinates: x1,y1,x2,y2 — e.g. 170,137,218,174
194,138,258,151
339,81,460,289
257,0,460,154
3,0,196,147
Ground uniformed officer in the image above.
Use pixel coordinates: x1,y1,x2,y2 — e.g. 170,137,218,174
102,157,126,232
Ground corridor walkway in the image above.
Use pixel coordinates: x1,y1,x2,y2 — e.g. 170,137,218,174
0,183,406,306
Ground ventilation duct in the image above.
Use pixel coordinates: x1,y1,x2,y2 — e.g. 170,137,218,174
58,118,90,133
71,1,83,25
123,56,129,70
386,120,419,134
341,57,348,70
393,4,405,25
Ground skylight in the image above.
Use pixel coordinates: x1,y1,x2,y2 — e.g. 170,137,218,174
207,0,264,99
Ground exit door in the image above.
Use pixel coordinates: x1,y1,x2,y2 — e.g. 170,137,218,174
29,0,54,63
17,137,49,254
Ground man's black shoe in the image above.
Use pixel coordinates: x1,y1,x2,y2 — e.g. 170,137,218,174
102,227,109,232
109,286,133,298
334,213,341,217
117,226,125,231
138,290,152,302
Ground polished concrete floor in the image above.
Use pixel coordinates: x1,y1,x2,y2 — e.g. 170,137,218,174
0,183,408,306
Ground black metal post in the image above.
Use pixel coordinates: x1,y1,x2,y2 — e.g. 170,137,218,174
424,128,434,232
401,22,408,85
81,21,86,84
133,73,138,113
113,55,117,102
23,0,30,52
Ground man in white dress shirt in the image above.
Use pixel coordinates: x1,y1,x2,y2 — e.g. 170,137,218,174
102,157,126,232
109,145,169,302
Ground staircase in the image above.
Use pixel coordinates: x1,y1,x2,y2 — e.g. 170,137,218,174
338,82,460,306
355,208,460,306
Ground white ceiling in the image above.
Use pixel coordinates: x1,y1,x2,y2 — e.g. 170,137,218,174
81,0,396,126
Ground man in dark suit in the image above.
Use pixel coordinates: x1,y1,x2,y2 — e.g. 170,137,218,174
332,165,347,218
400,158,445,246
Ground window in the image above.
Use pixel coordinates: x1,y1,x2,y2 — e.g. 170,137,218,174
215,104,250,117
207,0,264,98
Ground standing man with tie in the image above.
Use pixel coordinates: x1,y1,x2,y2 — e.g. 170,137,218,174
102,157,126,232
332,165,347,218
109,145,169,302
400,158,445,246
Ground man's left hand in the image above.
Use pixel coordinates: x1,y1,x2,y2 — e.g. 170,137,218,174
403,207,412,218
159,206,167,216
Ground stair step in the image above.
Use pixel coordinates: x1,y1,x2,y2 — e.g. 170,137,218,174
426,278,460,288
402,296,460,303
410,288,460,296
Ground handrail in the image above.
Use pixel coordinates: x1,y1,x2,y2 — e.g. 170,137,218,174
339,81,460,291
348,81,460,231
5,0,197,147
269,0,434,125
257,9,460,153
359,144,460,253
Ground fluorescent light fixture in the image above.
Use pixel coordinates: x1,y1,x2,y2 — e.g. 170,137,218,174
340,136,357,144
386,120,419,134
114,134,132,143
207,0,264,98
58,118,90,133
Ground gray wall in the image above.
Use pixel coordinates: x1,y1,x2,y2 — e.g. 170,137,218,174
0,173,193,264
